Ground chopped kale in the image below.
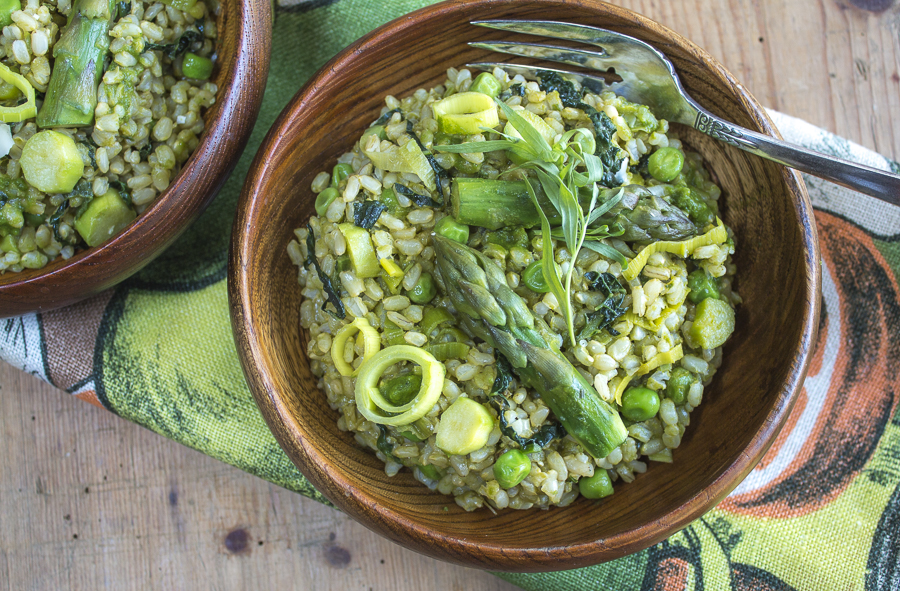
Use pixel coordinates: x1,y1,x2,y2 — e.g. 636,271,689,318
304,223,346,319
630,152,651,177
407,130,448,203
491,355,515,395
499,83,526,101
488,354,566,452
145,30,202,60
535,71,625,188
108,180,132,205
374,108,402,126
80,141,97,169
48,201,68,243
376,425,398,463
393,183,440,208
584,271,626,296
116,1,131,18
138,142,153,161
537,70,584,109
578,272,627,341
353,200,386,229
587,109,626,187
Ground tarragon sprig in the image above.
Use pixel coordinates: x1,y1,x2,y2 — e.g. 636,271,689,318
435,99,626,346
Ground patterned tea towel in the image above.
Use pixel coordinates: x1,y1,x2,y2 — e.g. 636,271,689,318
2,1,900,589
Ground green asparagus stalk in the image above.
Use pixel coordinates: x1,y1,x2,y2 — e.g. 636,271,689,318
37,0,117,128
593,185,697,242
432,234,627,459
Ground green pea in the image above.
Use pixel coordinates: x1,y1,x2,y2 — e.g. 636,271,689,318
670,187,715,226
493,449,532,489
332,163,354,188
470,72,502,98
620,386,661,421
687,269,720,304
521,259,551,293
23,212,45,227
380,373,422,406
579,469,614,500
648,147,685,182
314,186,339,217
689,297,736,349
182,52,214,79
378,187,403,215
418,464,443,481
359,125,387,150
455,156,482,175
408,272,436,304
435,216,469,243
666,367,694,405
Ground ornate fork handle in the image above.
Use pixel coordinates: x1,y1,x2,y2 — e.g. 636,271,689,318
692,107,900,203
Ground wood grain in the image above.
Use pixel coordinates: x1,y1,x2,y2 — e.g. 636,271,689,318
2,0,898,587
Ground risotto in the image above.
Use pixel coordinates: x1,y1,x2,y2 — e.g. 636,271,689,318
289,66,739,511
0,0,217,273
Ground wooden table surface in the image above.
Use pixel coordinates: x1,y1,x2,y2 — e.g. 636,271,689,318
2,1,898,589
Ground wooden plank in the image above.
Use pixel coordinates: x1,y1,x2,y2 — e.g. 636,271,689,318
1,1,898,588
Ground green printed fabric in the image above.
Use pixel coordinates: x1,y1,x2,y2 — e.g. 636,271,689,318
3,1,900,589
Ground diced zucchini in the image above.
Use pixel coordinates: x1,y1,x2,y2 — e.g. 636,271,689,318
435,397,494,456
689,297,736,349
337,223,380,278
20,130,84,193
74,188,136,247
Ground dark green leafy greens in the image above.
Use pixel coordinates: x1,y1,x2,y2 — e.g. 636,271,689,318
304,223,345,319
578,272,627,340
377,425,398,463
353,200,386,229
145,30,202,59
374,108,401,126
537,71,625,188
407,128,448,202
393,183,440,208
488,356,567,451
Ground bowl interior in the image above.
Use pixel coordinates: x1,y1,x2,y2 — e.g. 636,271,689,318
232,0,818,571
0,0,270,316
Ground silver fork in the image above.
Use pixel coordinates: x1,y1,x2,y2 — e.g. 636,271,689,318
469,20,900,205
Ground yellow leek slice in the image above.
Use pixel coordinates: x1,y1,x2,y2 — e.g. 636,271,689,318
432,91,499,135
613,344,684,404
623,219,728,281
331,317,381,377
0,63,35,123
355,345,445,426
379,257,404,278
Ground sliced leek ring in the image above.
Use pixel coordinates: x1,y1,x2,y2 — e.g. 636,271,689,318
432,91,499,135
331,317,381,377
613,344,684,405
0,63,36,123
355,345,445,426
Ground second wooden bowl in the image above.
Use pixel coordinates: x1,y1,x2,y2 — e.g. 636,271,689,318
0,0,271,317
230,0,820,571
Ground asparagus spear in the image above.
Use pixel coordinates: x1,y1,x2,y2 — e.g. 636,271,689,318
592,185,697,242
432,234,627,459
37,0,117,128
450,178,696,242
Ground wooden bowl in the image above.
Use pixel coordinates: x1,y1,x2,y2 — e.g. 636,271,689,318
230,0,820,571
0,0,271,317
